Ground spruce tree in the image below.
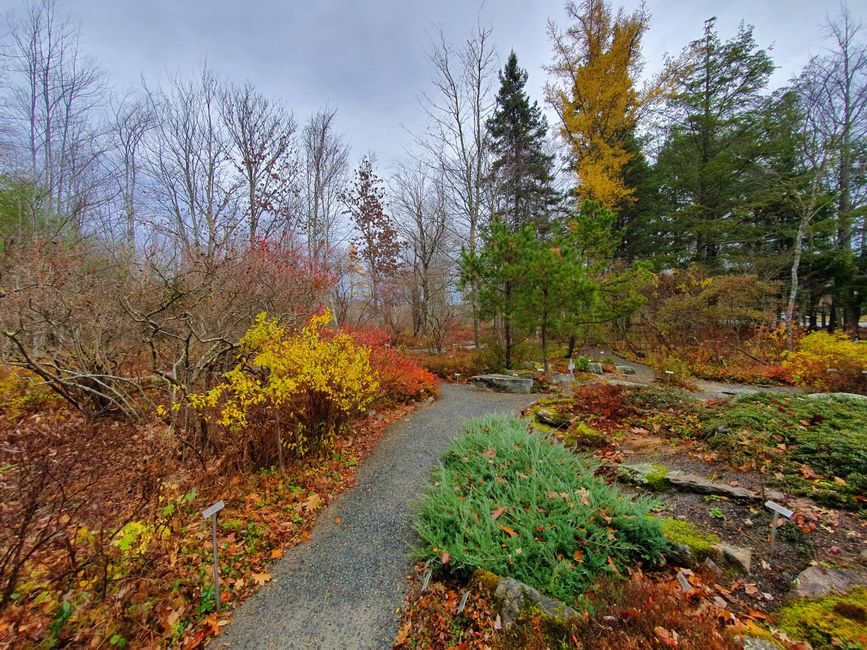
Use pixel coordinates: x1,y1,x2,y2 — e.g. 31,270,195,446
486,52,557,232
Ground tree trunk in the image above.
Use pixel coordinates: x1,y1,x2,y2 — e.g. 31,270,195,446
786,220,808,350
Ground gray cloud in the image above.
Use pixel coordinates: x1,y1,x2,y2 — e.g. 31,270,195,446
69,0,865,167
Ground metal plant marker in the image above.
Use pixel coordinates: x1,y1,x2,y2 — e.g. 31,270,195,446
456,591,469,615
202,500,225,611
665,370,674,384
567,359,575,375
421,568,433,593
676,571,691,592
765,500,794,552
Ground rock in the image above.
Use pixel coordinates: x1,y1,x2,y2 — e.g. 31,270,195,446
860,549,867,565
588,362,604,374
535,407,570,428
717,542,752,574
741,638,785,650
470,374,533,394
551,373,573,386
615,364,636,375
520,361,537,371
493,576,578,628
790,565,867,600
425,396,435,405
664,542,695,566
616,463,762,501
805,392,867,402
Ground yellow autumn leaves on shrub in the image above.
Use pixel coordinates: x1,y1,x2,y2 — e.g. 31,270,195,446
782,331,867,392
190,310,378,467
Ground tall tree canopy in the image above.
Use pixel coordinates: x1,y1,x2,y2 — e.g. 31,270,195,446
655,18,775,269
546,0,652,211
486,51,558,232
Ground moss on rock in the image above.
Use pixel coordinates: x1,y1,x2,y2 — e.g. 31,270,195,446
777,586,867,650
659,518,720,561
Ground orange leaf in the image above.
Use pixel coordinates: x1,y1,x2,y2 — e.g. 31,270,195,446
270,548,284,559
395,621,411,645
499,524,518,537
607,556,621,575
251,572,272,587
573,550,584,563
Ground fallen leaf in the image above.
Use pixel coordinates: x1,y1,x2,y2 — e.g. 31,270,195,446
491,507,506,521
440,550,451,565
270,548,284,559
303,492,322,511
499,524,518,537
573,549,584,563
578,488,591,506
251,572,272,587
395,621,411,645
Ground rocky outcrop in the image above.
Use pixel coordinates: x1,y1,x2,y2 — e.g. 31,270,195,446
535,407,570,428
615,364,637,375
805,392,867,402
587,362,604,374
616,462,782,502
470,374,533,394
790,565,867,599
492,575,578,628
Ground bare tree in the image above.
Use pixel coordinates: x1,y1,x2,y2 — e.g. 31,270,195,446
108,93,152,247
220,81,298,244
391,161,452,343
142,66,241,261
419,25,498,345
4,0,106,233
299,107,350,265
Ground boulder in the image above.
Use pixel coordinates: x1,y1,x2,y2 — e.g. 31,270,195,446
493,576,578,628
790,565,867,600
741,638,785,650
587,362,604,374
717,542,752,574
470,374,533,394
535,407,570,428
615,364,637,375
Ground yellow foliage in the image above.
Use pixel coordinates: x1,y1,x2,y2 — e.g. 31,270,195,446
546,0,657,210
190,310,378,466
782,331,867,392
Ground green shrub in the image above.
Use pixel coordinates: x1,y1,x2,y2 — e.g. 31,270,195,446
574,356,591,372
703,393,867,510
413,416,668,604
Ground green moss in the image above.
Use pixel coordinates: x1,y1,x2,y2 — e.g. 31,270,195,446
645,464,670,491
778,586,867,650
659,518,720,560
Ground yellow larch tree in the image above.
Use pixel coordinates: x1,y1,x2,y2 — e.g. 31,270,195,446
546,0,656,211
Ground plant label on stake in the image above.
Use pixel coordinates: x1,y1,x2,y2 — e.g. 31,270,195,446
665,370,674,385
567,359,575,375
765,500,793,552
203,500,225,611
676,571,691,592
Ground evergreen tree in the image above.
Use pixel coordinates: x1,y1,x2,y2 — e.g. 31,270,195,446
486,52,557,232
654,18,775,269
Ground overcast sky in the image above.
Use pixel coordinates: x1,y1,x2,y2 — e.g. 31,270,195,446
64,0,865,170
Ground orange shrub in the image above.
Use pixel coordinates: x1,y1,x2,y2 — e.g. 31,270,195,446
336,326,440,403
782,331,867,392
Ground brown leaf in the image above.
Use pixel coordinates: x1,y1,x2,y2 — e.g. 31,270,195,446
578,488,591,506
573,549,584,563
440,550,451,565
303,492,322,511
270,548,284,559
491,507,506,521
499,524,518,537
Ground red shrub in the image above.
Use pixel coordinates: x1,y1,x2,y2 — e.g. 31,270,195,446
336,326,439,404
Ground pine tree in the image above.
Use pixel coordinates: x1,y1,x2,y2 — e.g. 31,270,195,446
486,52,557,233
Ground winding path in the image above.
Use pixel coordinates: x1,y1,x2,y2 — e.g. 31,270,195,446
218,383,535,650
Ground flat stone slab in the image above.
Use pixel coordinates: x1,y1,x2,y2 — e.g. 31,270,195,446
791,565,867,599
615,364,636,374
617,463,764,501
470,374,533,394
588,362,604,374
805,392,867,402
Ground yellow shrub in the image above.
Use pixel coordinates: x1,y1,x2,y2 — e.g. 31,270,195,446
782,331,867,392
190,310,378,468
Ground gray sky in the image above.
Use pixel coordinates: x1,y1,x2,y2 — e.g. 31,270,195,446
68,0,864,169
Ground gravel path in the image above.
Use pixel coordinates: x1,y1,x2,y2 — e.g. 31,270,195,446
218,383,535,650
